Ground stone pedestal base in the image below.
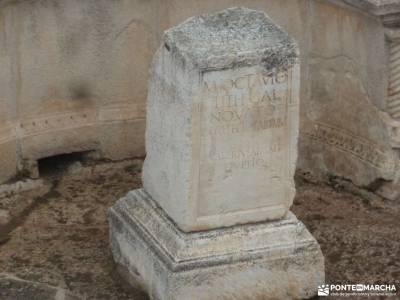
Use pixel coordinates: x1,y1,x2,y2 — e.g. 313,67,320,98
108,189,325,300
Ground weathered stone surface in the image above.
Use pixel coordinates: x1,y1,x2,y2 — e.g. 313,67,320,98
2,0,398,199
143,7,300,231
163,7,298,70
300,55,397,187
110,7,324,300
336,0,400,16
372,29,400,201
109,190,324,300
0,0,150,183
297,0,400,190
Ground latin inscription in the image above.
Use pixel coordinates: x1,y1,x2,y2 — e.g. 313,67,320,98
197,67,292,216
201,68,288,167
204,70,288,137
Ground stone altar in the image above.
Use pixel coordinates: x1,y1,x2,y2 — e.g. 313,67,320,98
109,7,324,300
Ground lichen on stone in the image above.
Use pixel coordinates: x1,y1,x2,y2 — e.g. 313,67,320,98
163,7,299,72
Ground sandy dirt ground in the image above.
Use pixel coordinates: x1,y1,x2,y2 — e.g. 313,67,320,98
0,158,399,300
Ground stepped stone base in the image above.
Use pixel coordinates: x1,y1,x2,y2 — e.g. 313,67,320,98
108,189,325,300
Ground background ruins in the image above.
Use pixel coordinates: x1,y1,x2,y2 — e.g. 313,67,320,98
0,0,400,197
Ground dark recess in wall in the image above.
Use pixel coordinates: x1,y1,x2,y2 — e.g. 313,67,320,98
37,151,91,177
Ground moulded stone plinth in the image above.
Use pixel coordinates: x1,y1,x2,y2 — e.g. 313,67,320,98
109,189,325,300
109,7,325,299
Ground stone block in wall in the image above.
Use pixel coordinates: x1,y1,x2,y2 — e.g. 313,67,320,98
97,103,146,160
300,54,397,187
376,26,400,201
0,122,18,183
18,109,99,162
298,0,399,189
98,119,145,160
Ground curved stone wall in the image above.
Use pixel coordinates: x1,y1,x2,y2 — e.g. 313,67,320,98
1,0,399,196
0,0,155,182
0,0,310,183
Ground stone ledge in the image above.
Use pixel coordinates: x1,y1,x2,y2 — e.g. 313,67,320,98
108,189,325,300
0,116,145,184
329,0,400,16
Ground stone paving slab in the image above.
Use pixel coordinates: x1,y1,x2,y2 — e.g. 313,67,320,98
0,273,80,300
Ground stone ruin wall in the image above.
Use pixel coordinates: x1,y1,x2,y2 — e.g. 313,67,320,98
0,0,399,198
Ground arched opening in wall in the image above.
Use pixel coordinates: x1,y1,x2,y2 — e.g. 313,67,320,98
37,151,94,178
